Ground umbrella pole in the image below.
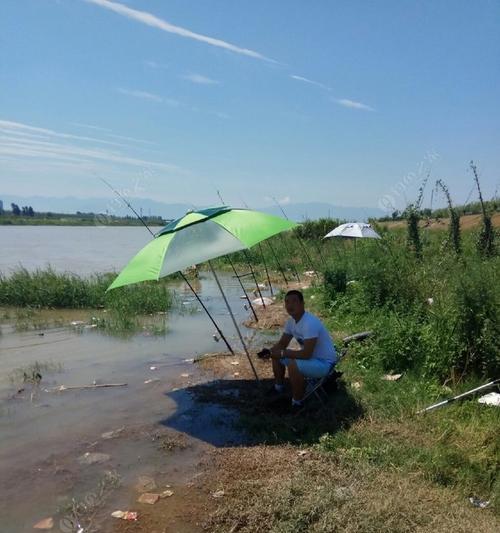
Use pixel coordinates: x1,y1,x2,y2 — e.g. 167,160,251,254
243,251,267,308
258,243,274,296
208,261,260,382
228,256,259,322
267,241,288,286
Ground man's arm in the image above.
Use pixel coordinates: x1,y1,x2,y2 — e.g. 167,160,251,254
271,333,293,353
271,337,318,360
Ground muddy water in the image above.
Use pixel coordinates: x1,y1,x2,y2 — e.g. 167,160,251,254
0,271,272,532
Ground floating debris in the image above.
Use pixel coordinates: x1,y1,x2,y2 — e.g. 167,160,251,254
33,517,54,530
181,373,190,378
351,382,362,390
101,427,124,440
212,489,225,499
297,450,308,457
49,383,127,392
230,361,239,366
111,510,138,521
77,452,111,466
160,489,174,498
144,378,159,384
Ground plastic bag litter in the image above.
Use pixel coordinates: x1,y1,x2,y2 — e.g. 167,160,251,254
478,392,500,407
382,374,403,381
111,510,138,520
468,497,490,508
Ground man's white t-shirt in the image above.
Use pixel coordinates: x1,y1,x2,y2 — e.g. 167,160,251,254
284,311,337,363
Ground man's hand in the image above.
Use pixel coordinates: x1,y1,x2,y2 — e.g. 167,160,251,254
270,345,283,359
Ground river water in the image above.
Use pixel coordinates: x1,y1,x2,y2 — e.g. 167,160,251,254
0,225,157,275
0,226,275,532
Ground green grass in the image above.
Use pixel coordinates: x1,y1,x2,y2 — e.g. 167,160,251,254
203,221,499,524
0,268,175,334
0,267,173,311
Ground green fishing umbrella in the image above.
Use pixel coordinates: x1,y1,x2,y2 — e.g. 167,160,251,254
108,206,297,290
107,207,297,381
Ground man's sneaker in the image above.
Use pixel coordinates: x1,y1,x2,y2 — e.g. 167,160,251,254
265,385,286,398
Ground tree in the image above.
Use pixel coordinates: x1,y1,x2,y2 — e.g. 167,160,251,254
11,203,20,216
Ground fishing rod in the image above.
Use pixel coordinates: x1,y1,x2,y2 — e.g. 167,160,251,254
258,243,274,296
100,176,235,355
272,197,318,280
227,256,259,322
417,378,500,414
265,239,288,286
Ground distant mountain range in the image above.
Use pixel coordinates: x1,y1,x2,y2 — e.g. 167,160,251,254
0,195,385,221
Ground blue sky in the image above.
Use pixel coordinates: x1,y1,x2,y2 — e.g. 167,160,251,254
1,0,499,212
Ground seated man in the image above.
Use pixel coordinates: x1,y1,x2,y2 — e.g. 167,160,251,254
270,290,337,409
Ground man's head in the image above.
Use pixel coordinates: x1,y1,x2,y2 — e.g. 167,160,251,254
284,290,305,320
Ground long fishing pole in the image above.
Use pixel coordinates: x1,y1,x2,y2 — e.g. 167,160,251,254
258,243,274,296
272,197,318,279
417,378,500,414
243,250,267,308
100,177,235,355
266,240,288,286
228,256,258,322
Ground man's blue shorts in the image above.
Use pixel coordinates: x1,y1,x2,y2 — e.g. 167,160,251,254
280,357,335,378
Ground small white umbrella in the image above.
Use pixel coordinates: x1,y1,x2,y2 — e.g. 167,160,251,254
324,222,381,240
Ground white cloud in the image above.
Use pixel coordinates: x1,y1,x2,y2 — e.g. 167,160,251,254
263,195,291,205
0,119,123,147
181,73,219,85
116,88,180,107
0,119,184,174
71,122,112,132
85,0,274,62
335,98,374,111
144,59,169,69
278,195,291,205
105,133,156,145
290,75,331,91
116,88,163,102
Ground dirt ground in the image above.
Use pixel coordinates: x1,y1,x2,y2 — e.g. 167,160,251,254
379,212,500,231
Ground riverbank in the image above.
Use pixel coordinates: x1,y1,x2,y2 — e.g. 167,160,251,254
110,299,499,532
